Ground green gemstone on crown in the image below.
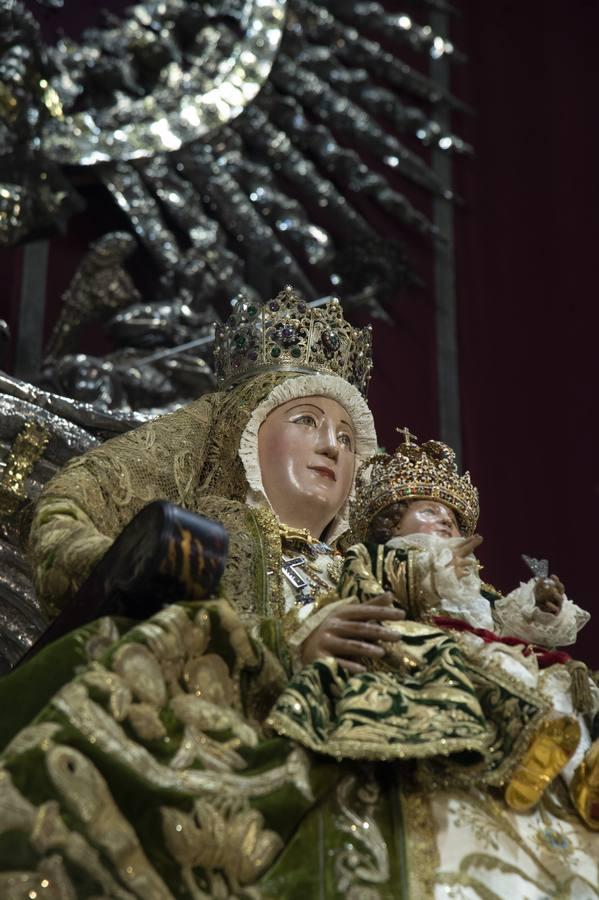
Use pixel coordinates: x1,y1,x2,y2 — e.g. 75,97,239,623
213,286,373,396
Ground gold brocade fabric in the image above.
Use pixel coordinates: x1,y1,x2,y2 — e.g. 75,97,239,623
429,779,599,898
28,373,292,614
15,370,599,898
0,600,308,900
268,621,549,783
1,599,598,899
269,542,550,783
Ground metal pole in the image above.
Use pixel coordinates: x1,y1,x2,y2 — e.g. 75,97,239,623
13,240,49,382
430,11,462,467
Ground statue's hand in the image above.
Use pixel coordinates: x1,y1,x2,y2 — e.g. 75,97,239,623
534,575,565,615
448,534,483,579
300,593,406,674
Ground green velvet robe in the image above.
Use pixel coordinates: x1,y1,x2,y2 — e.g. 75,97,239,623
1,372,598,898
1,531,599,899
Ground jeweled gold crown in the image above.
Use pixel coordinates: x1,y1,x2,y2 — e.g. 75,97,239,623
213,286,373,396
352,427,480,539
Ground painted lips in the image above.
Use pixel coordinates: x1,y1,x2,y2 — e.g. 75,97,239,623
309,466,336,482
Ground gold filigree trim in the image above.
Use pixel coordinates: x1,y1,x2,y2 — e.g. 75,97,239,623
407,548,427,619
432,782,599,897
334,771,389,898
0,420,49,519
383,552,408,611
402,784,439,900
252,506,284,619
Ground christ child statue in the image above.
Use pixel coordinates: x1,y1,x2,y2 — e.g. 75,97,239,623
336,429,599,828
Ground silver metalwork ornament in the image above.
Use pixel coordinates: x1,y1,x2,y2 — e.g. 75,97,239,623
41,0,288,165
522,554,550,580
0,0,473,674
44,231,142,361
0,541,47,673
0,381,140,670
0,0,82,243
2,0,471,401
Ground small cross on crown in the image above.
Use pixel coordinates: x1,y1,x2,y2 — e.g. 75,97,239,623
396,426,418,447
351,426,480,541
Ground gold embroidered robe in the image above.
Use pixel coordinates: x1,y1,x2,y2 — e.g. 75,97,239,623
0,375,597,898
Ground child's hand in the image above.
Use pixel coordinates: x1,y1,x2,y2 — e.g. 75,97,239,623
300,593,406,674
534,575,565,615
449,534,483,579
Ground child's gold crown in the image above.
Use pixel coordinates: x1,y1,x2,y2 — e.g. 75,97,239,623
352,427,480,539
214,286,373,396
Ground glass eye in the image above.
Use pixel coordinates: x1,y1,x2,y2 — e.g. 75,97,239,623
338,432,353,450
294,414,317,427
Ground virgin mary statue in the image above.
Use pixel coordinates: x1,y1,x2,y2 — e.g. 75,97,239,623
0,288,597,899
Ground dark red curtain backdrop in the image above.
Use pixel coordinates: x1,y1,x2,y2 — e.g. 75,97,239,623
372,0,599,666
2,2,598,665
452,0,599,665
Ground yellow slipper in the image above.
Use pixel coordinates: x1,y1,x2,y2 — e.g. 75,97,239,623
505,716,581,813
570,739,599,830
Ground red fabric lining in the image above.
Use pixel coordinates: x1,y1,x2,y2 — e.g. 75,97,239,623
432,614,571,668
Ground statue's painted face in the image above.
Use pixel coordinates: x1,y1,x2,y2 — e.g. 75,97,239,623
258,395,355,534
395,499,461,539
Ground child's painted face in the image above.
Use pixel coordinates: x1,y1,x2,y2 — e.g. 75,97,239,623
394,499,461,539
